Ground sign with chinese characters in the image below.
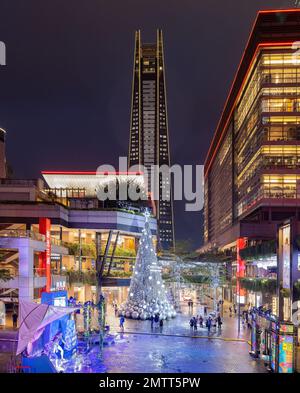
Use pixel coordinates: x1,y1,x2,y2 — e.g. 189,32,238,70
39,218,52,292
236,238,246,303
282,225,291,290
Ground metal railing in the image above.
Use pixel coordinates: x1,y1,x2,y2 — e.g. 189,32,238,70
0,178,41,187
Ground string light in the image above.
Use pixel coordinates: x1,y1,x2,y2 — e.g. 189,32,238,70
118,211,176,320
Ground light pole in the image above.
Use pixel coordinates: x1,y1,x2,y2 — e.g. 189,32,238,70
237,278,241,335
95,232,105,359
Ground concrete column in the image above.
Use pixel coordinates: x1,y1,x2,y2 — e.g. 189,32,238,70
18,242,35,303
59,226,63,273
78,229,82,272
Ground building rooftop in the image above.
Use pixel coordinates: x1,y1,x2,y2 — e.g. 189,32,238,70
42,171,145,197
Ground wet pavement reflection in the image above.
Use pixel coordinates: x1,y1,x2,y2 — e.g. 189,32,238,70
62,304,267,373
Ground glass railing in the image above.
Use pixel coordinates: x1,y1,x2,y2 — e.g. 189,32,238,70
0,230,73,248
0,230,45,242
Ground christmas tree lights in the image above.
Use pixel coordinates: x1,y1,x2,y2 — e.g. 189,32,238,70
119,211,176,320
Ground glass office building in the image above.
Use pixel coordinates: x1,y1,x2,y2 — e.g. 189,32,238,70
204,9,300,249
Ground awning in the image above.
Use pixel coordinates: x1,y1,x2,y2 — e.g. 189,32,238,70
17,300,79,355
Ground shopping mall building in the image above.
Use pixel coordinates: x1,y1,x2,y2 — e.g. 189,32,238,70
203,9,300,323
0,156,157,318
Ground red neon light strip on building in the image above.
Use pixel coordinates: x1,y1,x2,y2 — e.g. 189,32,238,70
258,8,300,14
41,171,144,175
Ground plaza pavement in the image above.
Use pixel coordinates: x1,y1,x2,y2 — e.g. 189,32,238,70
106,302,251,343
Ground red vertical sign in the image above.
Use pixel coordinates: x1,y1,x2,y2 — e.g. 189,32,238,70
237,237,246,301
39,218,51,293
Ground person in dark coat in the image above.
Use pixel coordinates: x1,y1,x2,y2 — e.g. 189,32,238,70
12,311,18,328
207,317,212,333
189,317,194,329
217,315,222,329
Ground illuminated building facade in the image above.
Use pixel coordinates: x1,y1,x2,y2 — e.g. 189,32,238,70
203,9,300,312
204,9,300,250
128,30,175,251
0,171,157,310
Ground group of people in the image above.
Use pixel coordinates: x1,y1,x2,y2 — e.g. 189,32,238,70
150,313,164,330
228,304,251,328
187,300,194,311
228,304,237,317
189,313,222,333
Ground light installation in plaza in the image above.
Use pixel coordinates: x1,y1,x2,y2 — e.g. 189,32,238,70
119,211,176,320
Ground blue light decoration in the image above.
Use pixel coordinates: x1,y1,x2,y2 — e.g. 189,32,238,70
271,330,277,372
83,301,93,337
41,291,69,345
63,318,78,359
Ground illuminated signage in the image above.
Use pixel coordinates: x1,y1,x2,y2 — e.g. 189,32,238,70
236,238,246,303
282,225,291,290
53,297,67,307
271,332,277,372
39,218,52,293
279,324,294,334
278,335,294,373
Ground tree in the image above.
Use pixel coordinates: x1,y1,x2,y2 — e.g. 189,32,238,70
174,239,194,257
0,269,12,281
119,211,176,320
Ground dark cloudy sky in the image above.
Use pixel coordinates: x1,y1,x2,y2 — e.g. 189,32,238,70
0,0,290,247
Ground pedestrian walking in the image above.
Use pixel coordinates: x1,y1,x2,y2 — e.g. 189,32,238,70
199,315,204,328
193,317,197,331
189,317,194,329
150,315,154,329
159,318,164,332
119,315,125,332
245,311,249,324
217,315,222,329
12,310,18,328
114,303,118,316
207,317,212,333
154,313,160,328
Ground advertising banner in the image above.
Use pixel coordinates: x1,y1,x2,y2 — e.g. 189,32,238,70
278,334,294,373
39,218,52,292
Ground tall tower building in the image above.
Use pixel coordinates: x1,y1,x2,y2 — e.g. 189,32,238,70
128,30,175,251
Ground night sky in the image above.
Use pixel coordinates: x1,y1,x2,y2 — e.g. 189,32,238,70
0,0,289,248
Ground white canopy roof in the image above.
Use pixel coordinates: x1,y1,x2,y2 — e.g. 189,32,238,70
42,171,145,197
17,300,79,355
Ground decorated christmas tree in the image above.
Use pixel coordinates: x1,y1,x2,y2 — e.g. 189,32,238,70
119,211,176,320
